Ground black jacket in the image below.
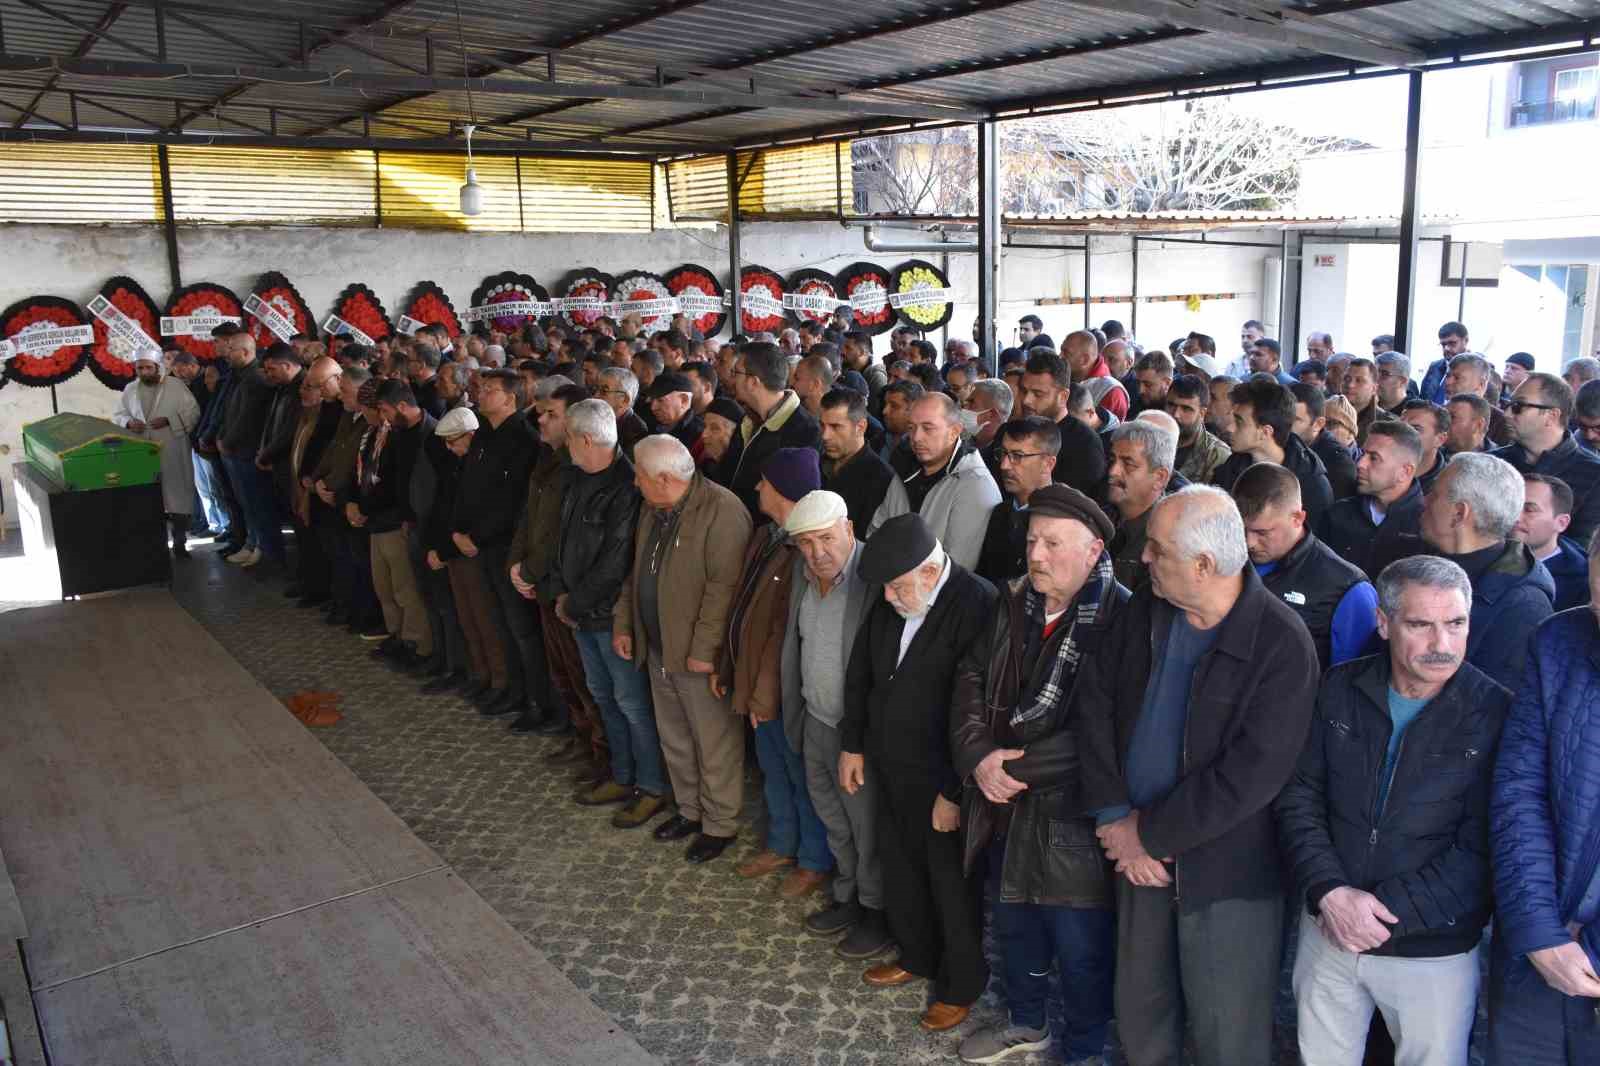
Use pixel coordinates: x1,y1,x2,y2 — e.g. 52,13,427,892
725,392,821,519
1212,433,1335,528
1316,480,1424,580
546,451,642,631
355,412,435,533
1312,430,1359,501
1275,655,1509,957
976,501,1028,585
257,371,304,467
1052,414,1108,497
952,572,1129,907
421,435,463,556
1076,567,1320,909
413,376,446,420
841,562,997,800
824,444,895,538
217,360,276,455
1493,432,1600,546
1259,529,1368,672
451,408,538,550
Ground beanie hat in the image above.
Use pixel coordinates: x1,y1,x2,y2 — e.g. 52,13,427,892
760,447,821,503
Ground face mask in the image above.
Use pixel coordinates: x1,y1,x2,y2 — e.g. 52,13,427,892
957,408,980,436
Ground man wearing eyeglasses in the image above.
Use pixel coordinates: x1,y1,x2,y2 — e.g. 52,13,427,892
1375,351,1414,416
976,416,1059,583
1574,380,1600,454
595,366,649,459
1493,373,1600,546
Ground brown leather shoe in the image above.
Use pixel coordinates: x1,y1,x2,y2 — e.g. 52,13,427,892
862,962,918,988
736,850,796,879
778,868,829,899
575,780,633,806
919,1002,970,1032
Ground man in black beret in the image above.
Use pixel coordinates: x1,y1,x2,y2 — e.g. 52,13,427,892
951,484,1128,1063
645,370,705,463
838,513,998,1033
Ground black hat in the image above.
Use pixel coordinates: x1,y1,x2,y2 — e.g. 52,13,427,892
1027,483,1115,544
705,396,744,425
858,513,938,584
645,370,695,400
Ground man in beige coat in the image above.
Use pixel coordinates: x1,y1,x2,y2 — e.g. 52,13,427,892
615,434,754,861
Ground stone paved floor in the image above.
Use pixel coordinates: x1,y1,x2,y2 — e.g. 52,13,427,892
109,544,1487,1066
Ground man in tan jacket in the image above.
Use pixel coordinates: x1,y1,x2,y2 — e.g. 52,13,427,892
615,435,753,860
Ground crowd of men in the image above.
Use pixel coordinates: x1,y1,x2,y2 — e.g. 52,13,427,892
115,305,1600,1066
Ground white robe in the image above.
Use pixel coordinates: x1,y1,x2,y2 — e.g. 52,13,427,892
111,373,201,514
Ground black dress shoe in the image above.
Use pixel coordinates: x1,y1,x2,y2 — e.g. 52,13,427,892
804,898,863,936
390,645,427,672
296,593,329,609
507,711,542,733
477,690,521,716
460,680,491,702
420,671,468,695
653,814,701,841
369,636,403,659
685,833,736,864
283,583,303,599
324,607,350,626
533,708,572,737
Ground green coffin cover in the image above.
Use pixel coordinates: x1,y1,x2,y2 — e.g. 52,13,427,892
23,412,162,491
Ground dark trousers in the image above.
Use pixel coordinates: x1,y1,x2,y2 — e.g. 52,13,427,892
1487,931,1600,1065
410,528,465,672
222,454,285,561
539,600,606,759
1114,879,1283,1066
479,541,549,706
987,837,1115,1058
876,762,987,1006
291,510,330,598
316,509,377,623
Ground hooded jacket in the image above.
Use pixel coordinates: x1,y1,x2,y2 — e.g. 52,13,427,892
1542,536,1591,612
868,441,1003,572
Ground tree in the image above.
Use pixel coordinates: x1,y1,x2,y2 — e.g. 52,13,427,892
852,100,1342,217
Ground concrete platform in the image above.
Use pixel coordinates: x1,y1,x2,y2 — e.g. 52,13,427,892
0,589,655,1066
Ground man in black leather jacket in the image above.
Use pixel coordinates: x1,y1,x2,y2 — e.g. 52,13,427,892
951,484,1127,1065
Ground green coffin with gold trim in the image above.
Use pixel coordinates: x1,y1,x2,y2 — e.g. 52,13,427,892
22,412,161,491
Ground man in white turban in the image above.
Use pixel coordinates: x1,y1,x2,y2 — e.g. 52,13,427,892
112,352,201,558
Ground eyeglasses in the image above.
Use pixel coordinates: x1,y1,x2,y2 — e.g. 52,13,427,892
999,448,1049,465
1508,400,1559,415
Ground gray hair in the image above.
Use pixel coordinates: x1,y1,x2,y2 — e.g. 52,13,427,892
483,343,506,365
1376,350,1412,380
1376,554,1472,618
748,331,776,344
565,398,617,448
599,366,639,403
1157,484,1248,576
533,374,575,401
967,378,1014,420
1448,352,1491,383
439,362,469,387
1441,452,1524,538
947,339,977,360
634,434,698,481
1110,417,1177,473
1567,356,1600,384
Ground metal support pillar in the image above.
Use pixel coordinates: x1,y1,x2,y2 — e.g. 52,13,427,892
976,120,1000,362
155,142,181,292
1083,236,1092,330
1130,236,1139,338
1393,70,1424,356
1457,240,1468,321
726,152,741,338
1278,228,1290,345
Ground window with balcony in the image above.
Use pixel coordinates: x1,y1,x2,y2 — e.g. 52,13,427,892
1509,55,1599,127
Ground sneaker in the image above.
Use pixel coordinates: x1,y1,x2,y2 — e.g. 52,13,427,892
358,622,389,641
958,1024,1051,1064
836,906,893,959
224,546,255,564
611,790,668,828
236,547,263,568
804,898,862,936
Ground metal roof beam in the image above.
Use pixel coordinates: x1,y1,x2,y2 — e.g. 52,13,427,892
0,124,714,157
9,1,127,129
1058,0,1425,68
0,53,989,122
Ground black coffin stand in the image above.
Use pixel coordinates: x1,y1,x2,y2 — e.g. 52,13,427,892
14,461,171,600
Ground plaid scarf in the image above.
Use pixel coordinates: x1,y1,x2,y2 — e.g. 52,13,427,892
1009,552,1115,731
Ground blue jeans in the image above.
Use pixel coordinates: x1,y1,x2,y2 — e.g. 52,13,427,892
222,454,284,560
191,451,224,531
1488,932,1600,1065
572,629,665,795
989,837,1115,1057
754,720,831,873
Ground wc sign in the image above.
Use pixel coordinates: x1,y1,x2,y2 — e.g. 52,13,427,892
1313,254,1337,268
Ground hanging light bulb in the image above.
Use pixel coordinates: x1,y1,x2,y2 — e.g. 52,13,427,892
459,123,484,216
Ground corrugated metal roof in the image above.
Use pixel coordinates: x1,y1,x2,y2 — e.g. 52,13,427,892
0,0,1597,154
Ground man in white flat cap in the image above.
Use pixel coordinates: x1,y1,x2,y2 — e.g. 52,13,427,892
113,351,201,559
780,489,893,960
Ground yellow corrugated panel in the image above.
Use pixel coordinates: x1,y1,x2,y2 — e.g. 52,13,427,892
378,151,520,231
738,141,851,220
166,146,377,225
519,157,652,233
665,154,730,222
0,143,161,224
